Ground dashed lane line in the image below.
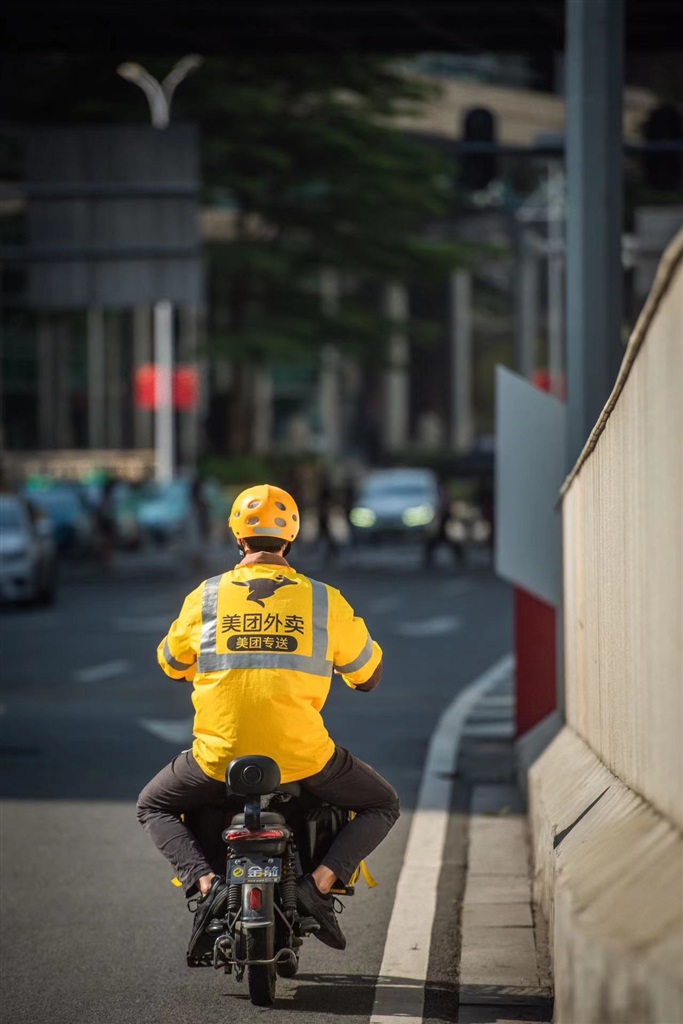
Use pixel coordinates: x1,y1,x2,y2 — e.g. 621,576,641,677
395,615,462,638
139,717,194,744
73,660,131,684
369,652,515,1024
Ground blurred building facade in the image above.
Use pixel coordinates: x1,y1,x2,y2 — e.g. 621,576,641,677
1,55,681,472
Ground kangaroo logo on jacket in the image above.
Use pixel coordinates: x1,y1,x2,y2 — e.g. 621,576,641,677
231,575,298,607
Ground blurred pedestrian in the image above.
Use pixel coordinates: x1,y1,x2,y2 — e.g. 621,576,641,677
423,477,464,569
342,475,357,548
96,476,117,568
317,472,338,562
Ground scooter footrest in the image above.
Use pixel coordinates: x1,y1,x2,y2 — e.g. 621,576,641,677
298,916,321,933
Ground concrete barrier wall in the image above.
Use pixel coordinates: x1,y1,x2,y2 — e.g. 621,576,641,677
528,230,683,1023
529,727,683,1024
562,230,683,828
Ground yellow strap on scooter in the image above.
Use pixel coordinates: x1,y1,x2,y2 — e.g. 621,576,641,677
359,859,378,888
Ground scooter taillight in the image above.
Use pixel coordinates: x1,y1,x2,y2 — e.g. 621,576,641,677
248,887,262,911
226,828,286,842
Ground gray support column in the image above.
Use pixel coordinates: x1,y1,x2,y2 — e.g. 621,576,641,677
565,0,624,469
154,300,175,483
515,237,539,380
383,281,410,452
547,163,565,399
87,308,106,449
450,268,474,452
133,306,153,450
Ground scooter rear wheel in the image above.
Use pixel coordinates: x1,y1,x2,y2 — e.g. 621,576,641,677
246,929,276,1007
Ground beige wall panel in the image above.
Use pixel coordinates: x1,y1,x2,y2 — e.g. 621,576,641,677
563,248,683,828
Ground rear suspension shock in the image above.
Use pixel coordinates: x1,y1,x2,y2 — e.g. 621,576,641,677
227,882,241,917
280,847,298,917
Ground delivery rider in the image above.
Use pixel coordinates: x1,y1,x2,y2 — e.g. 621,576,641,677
137,484,399,960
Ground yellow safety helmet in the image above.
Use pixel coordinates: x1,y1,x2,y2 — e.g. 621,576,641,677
230,484,300,543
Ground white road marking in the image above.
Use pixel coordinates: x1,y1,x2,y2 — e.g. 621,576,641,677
114,616,170,633
370,652,515,1024
462,720,516,738
73,660,130,684
395,615,461,637
139,718,194,744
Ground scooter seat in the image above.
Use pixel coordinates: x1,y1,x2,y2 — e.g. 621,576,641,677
230,811,287,826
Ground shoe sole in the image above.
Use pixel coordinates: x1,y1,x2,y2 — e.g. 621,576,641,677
297,884,346,951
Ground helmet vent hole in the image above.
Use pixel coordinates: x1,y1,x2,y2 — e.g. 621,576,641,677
275,501,286,511
292,513,298,522
274,517,287,528
246,516,260,526
234,511,240,518
247,500,260,510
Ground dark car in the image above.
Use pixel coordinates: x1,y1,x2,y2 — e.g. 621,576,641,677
26,487,95,555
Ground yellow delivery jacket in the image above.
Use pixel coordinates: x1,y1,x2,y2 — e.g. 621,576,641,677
158,561,382,783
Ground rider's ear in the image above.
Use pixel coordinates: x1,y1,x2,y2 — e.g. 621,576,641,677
283,542,292,557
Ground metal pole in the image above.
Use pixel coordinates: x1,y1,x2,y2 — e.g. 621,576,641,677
450,268,474,451
319,269,342,457
565,0,624,469
515,235,539,380
547,162,565,398
383,281,410,452
154,300,174,483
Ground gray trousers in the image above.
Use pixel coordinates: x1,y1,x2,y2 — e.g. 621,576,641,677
137,746,400,894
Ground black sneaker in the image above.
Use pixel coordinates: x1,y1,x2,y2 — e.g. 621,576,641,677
186,876,229,964
296,875,347,951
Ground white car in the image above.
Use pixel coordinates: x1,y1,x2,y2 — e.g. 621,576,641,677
0,495,57,605
349,468,441,543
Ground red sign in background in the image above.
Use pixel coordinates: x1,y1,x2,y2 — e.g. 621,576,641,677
134,365,199,411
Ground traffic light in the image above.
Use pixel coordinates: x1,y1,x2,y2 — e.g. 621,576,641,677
641,104,683,192
460,107,498,192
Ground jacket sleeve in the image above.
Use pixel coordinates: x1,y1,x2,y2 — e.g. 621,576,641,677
330,589,383,689
158,586,202,681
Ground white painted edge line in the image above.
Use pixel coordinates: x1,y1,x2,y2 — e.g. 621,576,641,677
73,660,130,684
369,652,515,1024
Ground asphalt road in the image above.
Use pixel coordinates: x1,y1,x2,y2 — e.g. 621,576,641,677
0,541,511,1024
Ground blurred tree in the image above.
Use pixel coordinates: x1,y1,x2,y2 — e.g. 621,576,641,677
2,54,473,452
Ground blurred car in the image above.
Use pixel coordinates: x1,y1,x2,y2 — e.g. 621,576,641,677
136,477,229,546
26,486,95,555
348,468,440,544
136,479,192,544
0,494,57,605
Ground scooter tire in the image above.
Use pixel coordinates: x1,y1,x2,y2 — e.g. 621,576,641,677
246,929,276,1007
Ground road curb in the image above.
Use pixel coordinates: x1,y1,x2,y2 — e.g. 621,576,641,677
456,676,553,1024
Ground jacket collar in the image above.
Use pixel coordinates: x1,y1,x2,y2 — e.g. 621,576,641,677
237,551,292,569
